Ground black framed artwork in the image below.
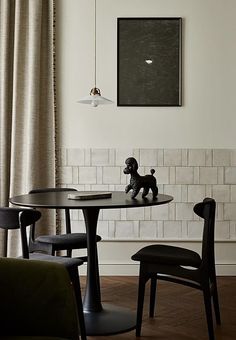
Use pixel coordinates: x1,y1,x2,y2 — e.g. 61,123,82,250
117,18,182,107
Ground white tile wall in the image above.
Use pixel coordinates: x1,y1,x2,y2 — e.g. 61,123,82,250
151,205,169,220
230,185,236,202
163,221,182,238
140,149,158,166
115,149,134,166
164,185,182,202
199,167,218,184
79,167,96,184
230,150,236,166
155,167,169,184
206,149,213,166
103,167,120,184
97,221,109,238
103,209,121,221
140,221,157,238
115,221,139,239
225,167,236,184
188,221,203,238
215,221,230,239
224,203,236,220
58,148,236,241
212,185,230,202
126,207,145,221
188,149,206,166
188,185,206,202
176,167,194,184
91,149,109,166
67,149,85,166
176,203,194,220
164,149,182,166
213,149,231,166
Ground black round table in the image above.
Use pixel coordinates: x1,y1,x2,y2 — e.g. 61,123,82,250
10,191,173,336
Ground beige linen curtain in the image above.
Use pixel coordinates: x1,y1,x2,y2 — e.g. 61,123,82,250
0,0,56,256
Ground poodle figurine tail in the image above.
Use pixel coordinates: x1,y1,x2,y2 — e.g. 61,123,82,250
150,169,155,176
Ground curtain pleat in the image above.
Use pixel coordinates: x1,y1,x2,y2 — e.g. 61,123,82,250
0,0,56,256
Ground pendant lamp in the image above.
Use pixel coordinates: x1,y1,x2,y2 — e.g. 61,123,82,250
78,0,113,107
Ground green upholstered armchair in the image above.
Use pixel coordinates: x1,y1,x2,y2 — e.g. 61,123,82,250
0,257,83,340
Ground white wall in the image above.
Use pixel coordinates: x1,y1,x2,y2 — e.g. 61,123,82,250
56,0,236,149
56,0,236,275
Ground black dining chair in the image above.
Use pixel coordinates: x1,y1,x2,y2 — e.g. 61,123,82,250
29,187,101,260
132,198,220,340
0,257,84,340
0,207,87,340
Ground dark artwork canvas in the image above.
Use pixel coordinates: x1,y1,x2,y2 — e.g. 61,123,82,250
117,18,182,106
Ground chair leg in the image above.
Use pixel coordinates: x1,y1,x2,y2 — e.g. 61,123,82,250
211,275,221,325
70,268,87,340
203,284,215,340
136,268,148,337
149,275,157,318
45,244,54,256
67,249,72,257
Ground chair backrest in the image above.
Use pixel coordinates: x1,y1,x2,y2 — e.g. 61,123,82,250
29,187,77,235
0,257,79,339
0,207,41,258
193,198,216,270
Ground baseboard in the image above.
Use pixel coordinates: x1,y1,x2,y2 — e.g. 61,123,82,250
79,263,236,276
76,240,236,276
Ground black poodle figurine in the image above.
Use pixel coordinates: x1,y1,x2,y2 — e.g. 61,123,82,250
123,157,158,199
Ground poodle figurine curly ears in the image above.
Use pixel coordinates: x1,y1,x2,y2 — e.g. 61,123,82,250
123,157,158,199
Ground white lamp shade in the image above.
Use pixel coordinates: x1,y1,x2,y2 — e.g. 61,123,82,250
77,94,113,107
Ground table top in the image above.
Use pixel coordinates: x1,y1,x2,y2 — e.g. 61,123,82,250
10,191,173,210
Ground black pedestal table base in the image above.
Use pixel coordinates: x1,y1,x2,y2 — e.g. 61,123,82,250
82,207,136,335
84,303,136,336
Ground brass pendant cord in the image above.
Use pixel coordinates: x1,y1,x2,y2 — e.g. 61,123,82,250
94,0,97,88
77,0,113,105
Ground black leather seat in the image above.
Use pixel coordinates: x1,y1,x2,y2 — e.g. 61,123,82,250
0,207,87,340
132,198,221,340
29,188,101,259
132,244,202,267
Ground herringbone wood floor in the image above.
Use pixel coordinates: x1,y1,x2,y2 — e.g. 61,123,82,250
80,276,236,340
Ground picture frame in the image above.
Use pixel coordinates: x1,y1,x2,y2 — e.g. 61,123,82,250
117,17,182,107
